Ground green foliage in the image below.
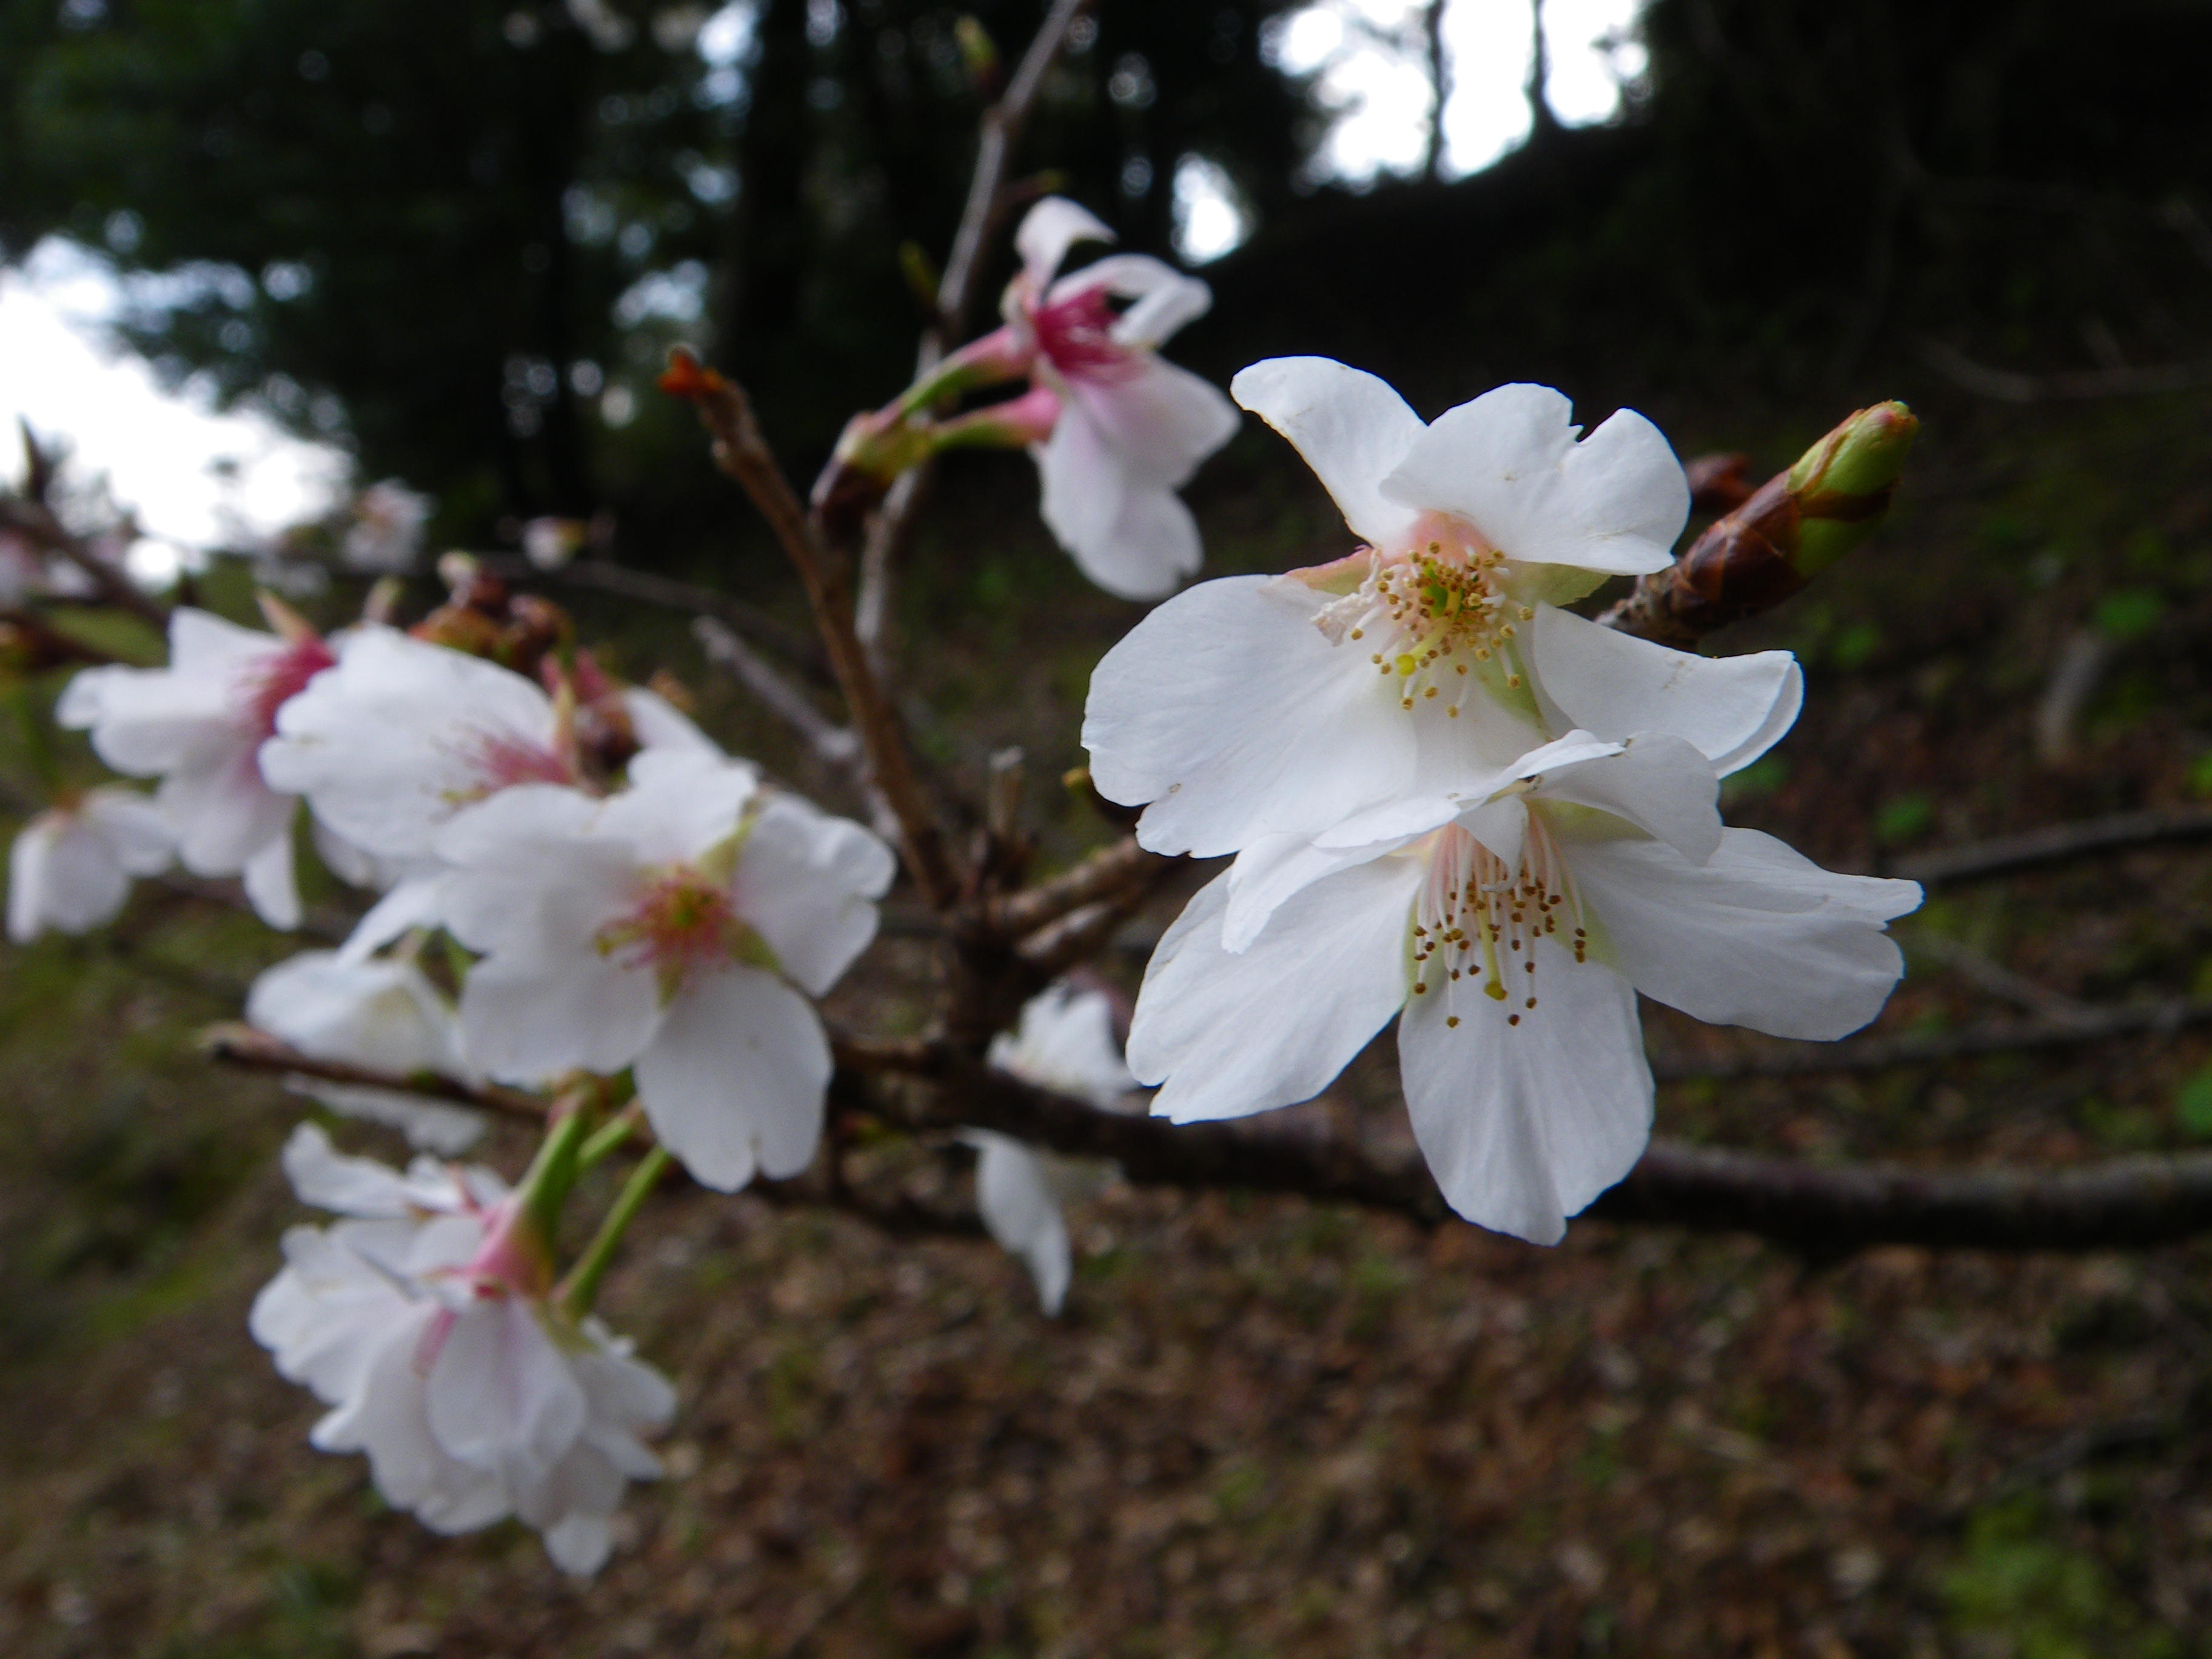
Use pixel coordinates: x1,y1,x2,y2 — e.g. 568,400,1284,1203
1872,792,1932,845
1940,1499,2180,1659
2175,1064,2212,1140
2094,589,2167,642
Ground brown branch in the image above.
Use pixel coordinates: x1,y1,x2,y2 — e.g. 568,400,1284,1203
1891,804,2212,886
665,356,959,909
200,1024,550,1122
1653,996,2212,1082
852,1045,2212,1253
692,615,865,779
848,0,1097,661
988,834,1162,938
0,497,172,629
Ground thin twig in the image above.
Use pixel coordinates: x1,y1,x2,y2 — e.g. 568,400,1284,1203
671,361,959,908
692,615,864,776
0,497,172,629
990,835,1163,939
201,1024,550,1122
1891,804,2212,885
1652,997,2212,1082
1918,337,2212,403
849,0,1097,662
1908,933,2094,1022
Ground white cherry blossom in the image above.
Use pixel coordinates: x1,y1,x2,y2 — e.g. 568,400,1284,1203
259,626,722,959
1127,730,1920,1244
1005,198,1241,600
435,750,894,1191
7,785,171,942
1082,358,1802,858
250,1125,672,1574
247,950,485,1152
970,983,1136,1313
57,606,333,928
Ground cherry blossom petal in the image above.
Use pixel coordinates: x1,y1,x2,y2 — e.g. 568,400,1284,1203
426,1299,588,1501
337,871,451,965
249,951,471,1079
241,821,301,930
621,685,721,756
1131,859,1423,1122
160,740,290,874
1526,605,1803,775
1563,829,1919,1041
1016,196,1114,288
458,951,662,1084
969,1131,1073,1315
8,809,130,940
1527,733,1721,864
261,628,563,860
633,965,830,1191
81,787,174,874
1397,933,1651,1245
1084,575,1417,856
1378,384,1686,576
592,748,757,866
1230,357,1425,548
736,794,895,996
987,984,1136,1107
1067,358,1240,488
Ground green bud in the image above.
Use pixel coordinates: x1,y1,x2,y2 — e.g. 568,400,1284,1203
1785,400,1919,577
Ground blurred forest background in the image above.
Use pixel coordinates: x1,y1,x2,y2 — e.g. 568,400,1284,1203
8,0,2212,1654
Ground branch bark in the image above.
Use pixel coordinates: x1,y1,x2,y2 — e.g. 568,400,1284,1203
1889,804,2212,886
201,1024,551,1122
0,497,173,631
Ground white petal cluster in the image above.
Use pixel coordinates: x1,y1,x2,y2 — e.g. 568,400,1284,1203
59,608,334,928
971,984,1135,1313
437,749,895,1191
7,785,171,942
1008,198,1242,601
251,1126,672,1574
342,480,431,574
247,951,486,1152
1085,358,1922,1244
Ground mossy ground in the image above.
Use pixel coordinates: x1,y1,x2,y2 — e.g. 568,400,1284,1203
5,386,2212,1655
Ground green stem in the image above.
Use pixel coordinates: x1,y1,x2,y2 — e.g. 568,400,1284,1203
514,1097,596,1248
560,1145,671,1320
575,1104,642,1175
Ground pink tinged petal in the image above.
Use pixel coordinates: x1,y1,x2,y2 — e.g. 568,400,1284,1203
1563,828,1920,1041
632,965,830,1191
734,795,893,996
261,628,563,860
1526,732,1722,864
1131,859,1424,1123
1378,384,1687,577
1082,575,1418,857
1036,392,1130,566
1051,256,1213,348
968,1131,1073,1315
459,951,662,1084
1396,934,1652,1245
426,1299,588,1498
1066,359,1240,488
1015,196,1115,287
1526,605,1803,776
1229,357,1426,549
8,811,129,941
242,823,301,930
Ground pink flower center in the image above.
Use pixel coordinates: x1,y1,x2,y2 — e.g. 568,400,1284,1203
461,729,575,791
595,866,752,990
239,637,337,738
1028,286,1135,381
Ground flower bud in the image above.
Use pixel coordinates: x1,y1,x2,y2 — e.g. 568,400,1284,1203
1601,401,1918,645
